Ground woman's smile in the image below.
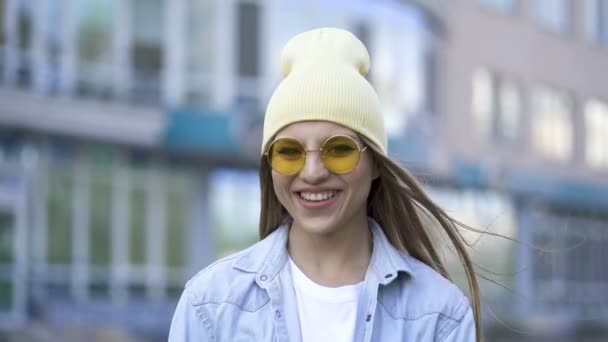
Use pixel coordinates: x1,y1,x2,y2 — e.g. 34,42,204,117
295,189,343,210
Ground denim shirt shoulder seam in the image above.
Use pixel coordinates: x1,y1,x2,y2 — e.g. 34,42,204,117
187,255,241,287
186,287,215,340
435,296,470,341
378,299,461,322
195,299,271,313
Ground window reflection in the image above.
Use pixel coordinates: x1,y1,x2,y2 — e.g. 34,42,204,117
132,0,163,105
47,1,63,94
585,0,608,46
210,169,260,258
534,0,572,34
235,1,261,113
16,0,32,88
532,86,574,161
585,100,608,169
76,0,113,99
471,68,521,144
266,1,436,139
380,32,421,134
472,69,494,140
498,78,521,142
370,4,428,137
185,0,214,105
478,0,517,14
0,0,6,77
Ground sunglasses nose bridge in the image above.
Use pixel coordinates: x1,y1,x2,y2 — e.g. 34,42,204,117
299,148,330,181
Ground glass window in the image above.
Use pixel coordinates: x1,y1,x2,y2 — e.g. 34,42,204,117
237,1,259,78
0,210,15,311
164,165,194,297
165,169,191,270
471,68,521,143
529,209,608,318
534,0,572,34
0,0,5,76
585,100,608,169
498,78,521,142
0,211,14,265
210,169,260,259
47,165,74,264
235,1,261,112
185,0,215,105
86,146,113,268
85,146,114,298
426,188,517,304
127,155,147,298
131,0,163,105
46,140,76,265
46,1,64,94
479,0,517,13
585,0,608,46
532,86,574,161
129,160,148,267
267,0,333,89
16,0,33,88
472,69,494,140
266,1,437,138
371,5,429,137
75,0,113,99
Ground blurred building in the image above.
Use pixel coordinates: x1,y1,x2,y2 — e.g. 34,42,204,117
0,0,606,340
441,0,608,336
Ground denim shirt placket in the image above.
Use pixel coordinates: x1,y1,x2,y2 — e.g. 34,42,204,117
257,254,302,342
353,275,380,342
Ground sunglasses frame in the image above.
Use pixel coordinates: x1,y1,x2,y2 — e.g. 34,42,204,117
263,134,368,175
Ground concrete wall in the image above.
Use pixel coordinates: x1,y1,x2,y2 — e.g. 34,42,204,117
440,0,608,184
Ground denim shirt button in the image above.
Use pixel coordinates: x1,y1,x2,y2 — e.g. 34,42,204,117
275,310,281,318
260,274,268,281
366,314,372,322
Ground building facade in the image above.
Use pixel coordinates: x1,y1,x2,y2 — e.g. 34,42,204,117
440,0,608,333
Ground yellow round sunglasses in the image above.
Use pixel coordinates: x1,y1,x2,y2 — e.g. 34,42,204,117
264,135,368,175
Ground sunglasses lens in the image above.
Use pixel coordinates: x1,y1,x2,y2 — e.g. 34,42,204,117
322,136,361,173
268,138,306,175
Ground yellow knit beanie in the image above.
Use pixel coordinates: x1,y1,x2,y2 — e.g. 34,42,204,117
261,27,387,155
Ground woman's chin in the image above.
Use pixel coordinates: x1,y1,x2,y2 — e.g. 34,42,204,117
292,216,339,236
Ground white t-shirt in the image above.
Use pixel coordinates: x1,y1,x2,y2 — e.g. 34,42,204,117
289,257,363,342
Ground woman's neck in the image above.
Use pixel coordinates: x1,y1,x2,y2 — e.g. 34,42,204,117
287,215,372,287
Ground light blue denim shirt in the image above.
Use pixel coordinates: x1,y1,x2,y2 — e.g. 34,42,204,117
169,218,476,341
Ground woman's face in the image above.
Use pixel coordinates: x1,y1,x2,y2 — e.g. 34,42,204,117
270,121,378,236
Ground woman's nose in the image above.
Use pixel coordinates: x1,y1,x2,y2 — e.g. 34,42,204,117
298,151,330,184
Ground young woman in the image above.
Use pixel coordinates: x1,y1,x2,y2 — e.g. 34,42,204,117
170,28,481,341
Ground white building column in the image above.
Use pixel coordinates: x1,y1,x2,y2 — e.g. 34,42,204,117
71,152,90,302
212,0,235,109
2,0,19,85
145,162,167,301
31,143,49,303
14,173,28,323
110,152,130,305
32,0,50,93
112,0,133,100
59,0,77,96
163,0,186,106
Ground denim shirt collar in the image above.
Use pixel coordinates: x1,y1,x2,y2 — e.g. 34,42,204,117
232,217,415,286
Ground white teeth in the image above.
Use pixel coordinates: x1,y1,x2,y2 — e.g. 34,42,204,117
299,191,336,202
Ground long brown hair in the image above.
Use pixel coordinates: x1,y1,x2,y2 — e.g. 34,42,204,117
258,135,483,341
